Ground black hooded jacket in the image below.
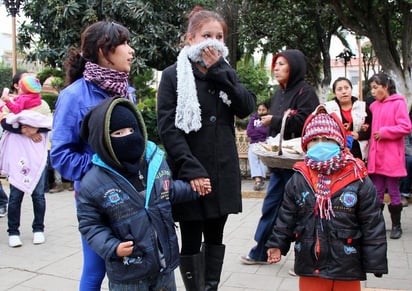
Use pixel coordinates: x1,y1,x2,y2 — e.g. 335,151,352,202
268,49,319,141
77,97,199,283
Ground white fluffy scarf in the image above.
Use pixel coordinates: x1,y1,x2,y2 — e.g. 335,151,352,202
176,39,229,133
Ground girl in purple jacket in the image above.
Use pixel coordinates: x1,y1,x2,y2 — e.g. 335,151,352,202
367,72,412,239
246,102,269,190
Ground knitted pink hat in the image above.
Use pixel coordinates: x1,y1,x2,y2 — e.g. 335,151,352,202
301,111,346,152
19,75,42,94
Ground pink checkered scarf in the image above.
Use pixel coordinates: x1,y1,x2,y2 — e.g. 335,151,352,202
83,61,129,97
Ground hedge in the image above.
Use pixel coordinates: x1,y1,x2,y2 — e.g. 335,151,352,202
0,67,13,90
42,92,59,112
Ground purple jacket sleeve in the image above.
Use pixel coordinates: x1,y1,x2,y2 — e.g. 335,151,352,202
246,113,269,143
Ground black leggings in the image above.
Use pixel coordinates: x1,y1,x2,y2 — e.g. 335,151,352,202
179,215,228,255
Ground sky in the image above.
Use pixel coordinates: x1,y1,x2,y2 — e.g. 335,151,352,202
0,6,10,33
0,5,26,34
331,34,361,58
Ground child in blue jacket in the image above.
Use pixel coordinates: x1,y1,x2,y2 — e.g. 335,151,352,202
77,97,211,290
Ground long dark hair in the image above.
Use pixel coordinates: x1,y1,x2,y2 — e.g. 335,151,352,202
368,72,397,95
63,21,130,86
10,71,27,94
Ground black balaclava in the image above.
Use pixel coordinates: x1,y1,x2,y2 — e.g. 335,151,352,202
109,104,144,174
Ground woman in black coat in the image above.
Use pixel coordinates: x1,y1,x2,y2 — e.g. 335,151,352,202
157,6,256,290
241,49,319,266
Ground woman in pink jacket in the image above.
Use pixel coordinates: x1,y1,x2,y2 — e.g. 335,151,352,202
367,72,411,239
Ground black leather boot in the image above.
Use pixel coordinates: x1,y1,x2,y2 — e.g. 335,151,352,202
179,252,205,291
202,243,226,291
388,204,403,239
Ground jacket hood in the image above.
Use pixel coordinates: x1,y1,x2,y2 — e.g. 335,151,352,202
272,49,307,89
384,93,406,103
80,97,147,172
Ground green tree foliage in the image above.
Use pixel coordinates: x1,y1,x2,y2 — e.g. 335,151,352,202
36,68,65,86
18,0,211,73
325,0,412,99
0,66,13,90
236,57,270,103
238,0,341,89
42,92,59,111
215,0,242,67
235,56,271,129
132,68,156,103
139,106,159,144
133,68,158,143
16,0,412,102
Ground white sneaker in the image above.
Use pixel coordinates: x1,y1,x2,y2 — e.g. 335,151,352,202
9,235,23,247
33,232,45,244
240,255,269,265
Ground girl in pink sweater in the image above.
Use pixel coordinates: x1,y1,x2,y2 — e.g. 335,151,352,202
367,72,411,239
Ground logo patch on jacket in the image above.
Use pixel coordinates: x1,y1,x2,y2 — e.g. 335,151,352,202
296,191,309,206
109,192,121,204
103,188,126,207
339,191,357,208
344,245,357,255
163,179,170,192
159,178,171,200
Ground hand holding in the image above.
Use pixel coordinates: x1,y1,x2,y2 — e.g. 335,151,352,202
201,178,212,195
267,248,282,264
116,241,134,257
191,177,212,196
21,125,42,142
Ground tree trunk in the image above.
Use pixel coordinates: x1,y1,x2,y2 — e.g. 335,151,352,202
217,0,240,68
327,0,412,103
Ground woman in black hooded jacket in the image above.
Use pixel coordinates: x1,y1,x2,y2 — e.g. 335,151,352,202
242,49,320,265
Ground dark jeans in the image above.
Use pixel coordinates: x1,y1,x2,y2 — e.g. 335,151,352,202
7,168,46,236
400,154,412,198
248,169,293,261
0,180,8,207
108,271,176,291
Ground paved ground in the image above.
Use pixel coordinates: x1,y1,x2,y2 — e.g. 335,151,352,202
0,179,411,291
